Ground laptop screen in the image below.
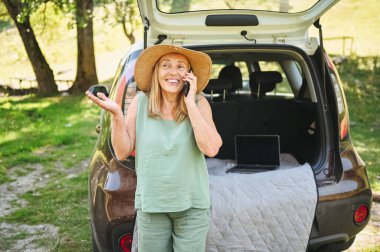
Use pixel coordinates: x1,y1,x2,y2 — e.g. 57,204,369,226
235,135,280,167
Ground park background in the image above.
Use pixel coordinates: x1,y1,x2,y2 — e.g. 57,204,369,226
0,0,379,251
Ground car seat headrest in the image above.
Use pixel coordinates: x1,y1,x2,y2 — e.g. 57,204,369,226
204,79,232,93
249,71,283,98
218,64,243,92
204,79,232,101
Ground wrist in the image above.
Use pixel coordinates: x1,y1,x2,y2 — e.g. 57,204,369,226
185,98,197,107
111,110,124,121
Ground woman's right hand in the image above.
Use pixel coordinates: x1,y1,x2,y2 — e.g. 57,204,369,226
85,91,122,116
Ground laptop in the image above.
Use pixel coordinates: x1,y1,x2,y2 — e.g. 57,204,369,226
227,135,280,173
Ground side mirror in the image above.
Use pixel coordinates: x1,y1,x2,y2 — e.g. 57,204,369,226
88,85,109,97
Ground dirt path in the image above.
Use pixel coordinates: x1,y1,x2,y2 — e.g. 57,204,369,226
0,160,88,251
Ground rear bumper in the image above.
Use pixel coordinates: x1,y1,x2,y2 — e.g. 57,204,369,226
308,189,372,250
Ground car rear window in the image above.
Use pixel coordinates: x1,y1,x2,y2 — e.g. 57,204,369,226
258,61,293,97
156,0,319,14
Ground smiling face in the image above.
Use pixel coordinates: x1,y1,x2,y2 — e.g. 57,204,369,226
157,53,190,96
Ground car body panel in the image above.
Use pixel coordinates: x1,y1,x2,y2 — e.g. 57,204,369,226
138,0,339,53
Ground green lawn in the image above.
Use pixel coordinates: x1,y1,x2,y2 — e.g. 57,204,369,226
0,95,99,250
0,95,100,183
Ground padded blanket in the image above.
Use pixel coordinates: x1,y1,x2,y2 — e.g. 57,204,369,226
132,155,317,252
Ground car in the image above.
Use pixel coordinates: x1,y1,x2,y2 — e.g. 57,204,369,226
88,0,372,251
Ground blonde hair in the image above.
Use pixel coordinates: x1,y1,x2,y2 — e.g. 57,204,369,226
147,62,188,122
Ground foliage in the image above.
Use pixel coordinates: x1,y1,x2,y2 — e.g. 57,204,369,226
15,0,88,29
0,1,11,23
97,0,141,42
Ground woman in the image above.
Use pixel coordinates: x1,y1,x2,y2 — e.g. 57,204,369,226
86,44,222,251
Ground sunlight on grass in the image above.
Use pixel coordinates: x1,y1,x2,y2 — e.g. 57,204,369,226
355,146,380,155
0,95,100,179
0,131,19,144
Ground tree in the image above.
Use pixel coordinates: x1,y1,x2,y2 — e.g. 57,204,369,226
69,0,98,94
2,0,58,95
100,0,140,45
3,0,99,94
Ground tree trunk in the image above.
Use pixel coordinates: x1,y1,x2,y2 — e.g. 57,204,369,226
2,0,58,95
70,0,98,94
122,20,135,45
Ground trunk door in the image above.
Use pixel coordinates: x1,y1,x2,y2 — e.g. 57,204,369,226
138,0,340,52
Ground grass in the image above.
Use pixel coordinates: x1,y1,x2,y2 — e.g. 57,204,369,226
1,172,92,251
0,95,99,250
0,95,100,184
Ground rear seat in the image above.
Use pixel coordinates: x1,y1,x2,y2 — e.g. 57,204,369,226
218,64,243,92
249,71,283,99
204,79,238,159
238,71,300,154
237,98,301,155
206,71,306,160
203,79,232,102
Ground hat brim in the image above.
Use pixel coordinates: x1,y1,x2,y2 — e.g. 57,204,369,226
134,45,212,92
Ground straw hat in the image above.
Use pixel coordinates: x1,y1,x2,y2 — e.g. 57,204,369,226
134,45,212,92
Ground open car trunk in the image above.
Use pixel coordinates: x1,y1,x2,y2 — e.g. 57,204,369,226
201,45,324,171
125,44,325,251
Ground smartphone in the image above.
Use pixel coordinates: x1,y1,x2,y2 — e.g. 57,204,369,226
182,69,192,97
88,85,109,97
182,81,190,97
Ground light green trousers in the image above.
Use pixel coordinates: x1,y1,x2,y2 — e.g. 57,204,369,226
137,208,210,252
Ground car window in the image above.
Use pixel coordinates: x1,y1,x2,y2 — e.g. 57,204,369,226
211,61,249,90
258,61,294,97
114,49,142,116
211,64,224,79
156,0,319,14
235,61,250,91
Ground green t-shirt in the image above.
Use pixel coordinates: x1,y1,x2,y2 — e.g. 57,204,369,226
134,92,211,212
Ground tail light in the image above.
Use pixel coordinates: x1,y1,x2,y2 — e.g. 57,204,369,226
325,54,349,141
340,114,349,140
119,233,133,252
354,204,369,225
